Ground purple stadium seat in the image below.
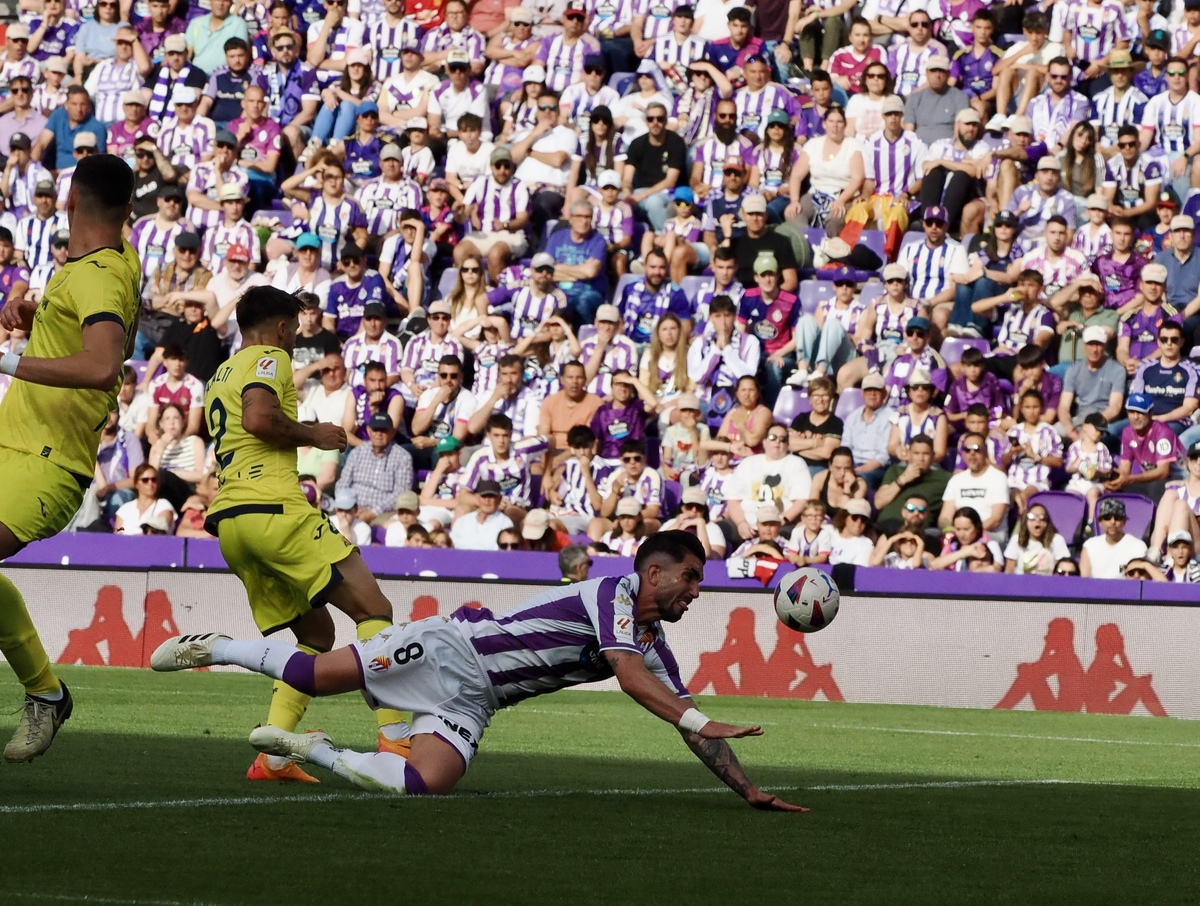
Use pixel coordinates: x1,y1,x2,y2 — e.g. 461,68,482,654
662,479,682,517
569,532,591,546
859,281,885,308
898,233,923,260
861,230,885,263
1028,491,1087,548
940,336,991,365
129,359,149,384
437,267,457,300
835,388,863,420
799,280,835,315
611,273,637,305
681,275,707,304
607,72,635,94
804,227,825,248
370,524,387,546
1093,493,1156,541
773,387,810,424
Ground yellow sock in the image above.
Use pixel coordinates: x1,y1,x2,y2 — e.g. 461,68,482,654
356,618,409,730
265,642,321,731
0,572,60,696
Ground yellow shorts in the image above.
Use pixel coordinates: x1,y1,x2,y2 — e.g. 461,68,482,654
212,505,357,635
0,446,87,544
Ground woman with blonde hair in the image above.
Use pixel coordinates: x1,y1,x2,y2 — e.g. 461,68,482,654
638,313,695,428
441,254,490,335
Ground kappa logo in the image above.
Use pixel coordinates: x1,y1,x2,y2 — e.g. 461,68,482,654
368,655,391,673
255,356,278,380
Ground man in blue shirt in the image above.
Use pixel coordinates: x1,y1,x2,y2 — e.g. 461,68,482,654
545,199,608,326
32,85,106,171
1154,214,1200,344
616,247,692,346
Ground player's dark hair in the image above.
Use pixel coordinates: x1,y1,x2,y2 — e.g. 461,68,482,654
567,425,595,448
634,529,706,572
709,295,736,315
73,154,135,214
363,360,386,376
498,353,523,369
909,434,933,450
961,346,984,366
619,438,646,457
1016,344,1045,367
438,354,462,371
457,112,483,132
236,285,303,333
486,413,513,433
162,343,188,361
965,402,988,418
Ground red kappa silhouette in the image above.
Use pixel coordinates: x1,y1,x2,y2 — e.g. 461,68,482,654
59,586,181,668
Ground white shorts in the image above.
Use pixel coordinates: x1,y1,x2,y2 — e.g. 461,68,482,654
465,230,529,257
352,616,496,768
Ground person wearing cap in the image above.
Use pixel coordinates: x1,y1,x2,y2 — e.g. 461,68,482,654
185,0,249,74
576,301,638,397
645,6,704,95
14,172,68,273
195,37,256,128
1115,261,1177,374
455,144,531,280
0,27,36,97
339,407,415,523
0,73,45,161
902,54,969,147
1149,528,1200,582
1154,211,1200,313
329,488,372,546
156,84,217,175
198,182,257,275
1080,496,1148,578
415,435,467,530
1140,53,1200,202
25,226,68,304
734,189,798,292
105,88,154,165
143,234,213,379
1105,391,1180,504
185,129,251,232
0,132,49,225
32,85,106,171
660,484,726,558
355,143,416,240
699,153,752,254
733,248,798,406
1135,29,1171,98
558,55,620,134
425,48,493,149
205,240,270,354
342,299,403,391
896,204,968,317
376,41,440,134
380,490,422,547
450,477,516,550
917,108,988,235
1127,319,1200,438
1052,274,1117,366
324,239,389,340
1090,50,1147,152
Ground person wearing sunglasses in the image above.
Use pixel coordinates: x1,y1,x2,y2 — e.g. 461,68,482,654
559,54,620,136
879,314,946,409
591,439,662,539
0,77,46,165
1141,54,1200,202
506,85,578,241
1081,497,1147,578
619,95,686,232
456,146,531,281
255,29,319,159
1024,55,1090,152
114,465,178,536
938,431,1011,545
1128,319,1200,437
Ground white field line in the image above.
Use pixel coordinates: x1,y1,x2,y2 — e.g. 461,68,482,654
822,723,1200,749
0,778,1103,817
12,894,234,906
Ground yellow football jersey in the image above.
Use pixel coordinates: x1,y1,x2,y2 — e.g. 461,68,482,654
205,345,311,519
0,241,141,480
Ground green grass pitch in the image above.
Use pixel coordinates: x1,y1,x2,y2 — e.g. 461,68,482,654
1,665,1199,905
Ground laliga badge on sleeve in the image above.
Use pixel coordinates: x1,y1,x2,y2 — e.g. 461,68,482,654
256,356,279,380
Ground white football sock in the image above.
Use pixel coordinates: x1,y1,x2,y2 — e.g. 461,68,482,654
328,750,413,794
211,638,297,679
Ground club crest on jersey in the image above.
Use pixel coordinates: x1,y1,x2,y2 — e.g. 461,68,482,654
368,655,391,673
255,356,278,379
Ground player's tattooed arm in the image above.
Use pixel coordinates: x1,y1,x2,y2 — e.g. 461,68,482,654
680,731,755,799
243,387,347,452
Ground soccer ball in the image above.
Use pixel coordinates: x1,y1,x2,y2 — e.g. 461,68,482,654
774,567,839,633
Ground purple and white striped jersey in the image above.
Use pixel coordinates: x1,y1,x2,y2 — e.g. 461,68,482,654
428,80,491,135
537,33,602,93
653,33,706,91
696,464,732,520
129,215,192,287
468,339,512,396
158,117,216,171
359,176,422,236
494,285,568,339
897,237,968,301
1172,23,1200,57
148,64,203,120
31,82,66,117
1065,0,1130,63
492,387,544,439
401,332,466,387
401,143,436,181
1005,185,1078,243
1091,84,1149,148
593,200,634,247
637,0,687,42
817,298,866,335
1006,421,1062,491
686,330,760,405
343,332,404,385
992,302,1057,356
1065,440,1113,492
5,160,51,220
559,84,621,133
14,211,66,271
553,457,606,517
580,334,639,396
733,84,797,139
1016,245,1087,297
463,447,534,507
85,58,142,123
200,220,259,273
380,70,439,114
366,17,420,82
1028,90,1092,150
599,531,645,557
187,164,251,230
888,39,947,97
308,194,367,271
588,0,637,38
598,466,663,508
692,133,756,190
450,574,689,707
751,144,799,191
1140,91,1200,157
306,18,365,88
0,57,38,95
484,34,541,90
693,278,745,325
420,22,486,59
463,175,531,233
664,214,701,243
1071,222,1113,265
864,130,927,197
675,85,718,145
53,165,74,209
872,298,921,348
889,404,942,448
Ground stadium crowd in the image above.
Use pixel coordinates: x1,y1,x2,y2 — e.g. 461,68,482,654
1,0,1200,580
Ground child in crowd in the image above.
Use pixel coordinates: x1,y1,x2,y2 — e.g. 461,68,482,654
1064,412,1114,524
599,497,647,556
417,436,468,530
547,426,606,535
695,439,736,521
646,186,702,262
1001,389,1063,515
870,531,930,569
401,119,435,185
786,500,835,566
945,347,1007,430
952,404,1005,469
1070,195,1113,265
660,392,710,482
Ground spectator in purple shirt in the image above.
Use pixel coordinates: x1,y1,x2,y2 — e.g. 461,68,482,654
591,370,658,461
1110,392,1180,501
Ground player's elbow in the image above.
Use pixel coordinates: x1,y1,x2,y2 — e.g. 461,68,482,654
88,361,123,391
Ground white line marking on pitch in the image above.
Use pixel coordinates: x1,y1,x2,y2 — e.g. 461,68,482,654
12,893,233,906
0,779,1091,815
820,723,1200,749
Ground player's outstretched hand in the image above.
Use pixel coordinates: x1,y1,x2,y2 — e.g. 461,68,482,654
745,788,809,812
699,720,763,739
311,423,348,451
0,294,35,332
